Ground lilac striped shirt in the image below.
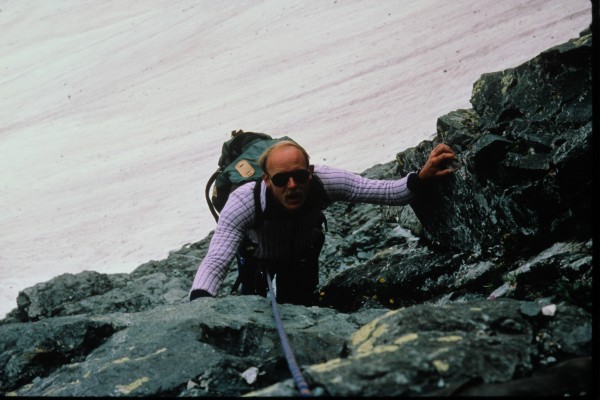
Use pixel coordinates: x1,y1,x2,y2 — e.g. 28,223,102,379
191,164,417,296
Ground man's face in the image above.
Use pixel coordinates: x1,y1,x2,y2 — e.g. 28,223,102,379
263,145,312,211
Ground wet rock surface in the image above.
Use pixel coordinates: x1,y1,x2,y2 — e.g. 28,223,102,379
0,30,594,397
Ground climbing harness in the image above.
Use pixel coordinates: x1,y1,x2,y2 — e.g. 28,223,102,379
265,269,312,397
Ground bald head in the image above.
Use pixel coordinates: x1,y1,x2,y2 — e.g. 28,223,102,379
259,140,310,175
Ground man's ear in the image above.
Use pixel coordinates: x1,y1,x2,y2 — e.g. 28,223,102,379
308,165,314,181
262,172,271,188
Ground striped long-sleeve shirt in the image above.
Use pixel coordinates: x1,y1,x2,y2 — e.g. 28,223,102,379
190,164,418,297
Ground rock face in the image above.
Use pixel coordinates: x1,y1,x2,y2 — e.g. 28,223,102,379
0,29,594,397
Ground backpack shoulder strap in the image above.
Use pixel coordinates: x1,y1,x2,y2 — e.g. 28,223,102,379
252,180,264,229
205,169,222,223
311,172,330,208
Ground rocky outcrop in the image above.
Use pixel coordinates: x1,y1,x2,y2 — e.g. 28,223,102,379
318,28,593,314
0,29,593,397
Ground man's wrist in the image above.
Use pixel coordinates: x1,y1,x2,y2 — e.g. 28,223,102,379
407,171,428,194
190,289,213,301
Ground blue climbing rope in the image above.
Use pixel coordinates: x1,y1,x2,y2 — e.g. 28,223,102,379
265,270,312,397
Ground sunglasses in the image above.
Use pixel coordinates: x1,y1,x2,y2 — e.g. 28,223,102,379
268,169,310,187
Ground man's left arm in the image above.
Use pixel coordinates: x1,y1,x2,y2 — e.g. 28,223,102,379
315,143,457,204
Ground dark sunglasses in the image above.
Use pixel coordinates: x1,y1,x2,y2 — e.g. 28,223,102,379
269,169,310,187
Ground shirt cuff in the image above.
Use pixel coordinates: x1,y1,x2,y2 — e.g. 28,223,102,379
406,171,428,194
190,289,213,301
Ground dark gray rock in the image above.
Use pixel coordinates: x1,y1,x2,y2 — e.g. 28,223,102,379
320,238,592,314
249,299,591,397
396,29,592,257
1,297,386,396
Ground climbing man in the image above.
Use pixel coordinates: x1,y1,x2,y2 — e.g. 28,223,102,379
190,140,457,306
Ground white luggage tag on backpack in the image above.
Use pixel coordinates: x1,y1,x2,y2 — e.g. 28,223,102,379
235,159,255,178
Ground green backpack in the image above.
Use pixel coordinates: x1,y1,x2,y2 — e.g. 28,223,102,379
205,130,292,222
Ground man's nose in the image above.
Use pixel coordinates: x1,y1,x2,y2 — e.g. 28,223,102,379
287,176,298,188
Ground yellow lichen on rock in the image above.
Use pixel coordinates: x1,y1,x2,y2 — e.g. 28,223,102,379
353,322,390,354
394,332,418,345
501,73,515,94
115,377,150,395
433,359,449,373
308,357,346,373
436,335,462,342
